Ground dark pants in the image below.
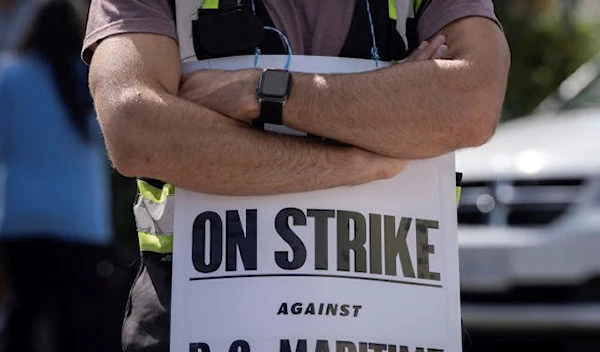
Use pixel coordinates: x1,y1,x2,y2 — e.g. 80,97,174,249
0,238,115,352
122,252,172,352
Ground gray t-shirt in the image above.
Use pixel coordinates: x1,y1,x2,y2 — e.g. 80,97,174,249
83,0,499,64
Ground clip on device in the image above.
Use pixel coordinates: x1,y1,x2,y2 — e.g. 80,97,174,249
192,0,265,58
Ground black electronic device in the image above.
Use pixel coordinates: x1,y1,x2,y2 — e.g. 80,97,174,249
257,69,293,125
192,0,265,59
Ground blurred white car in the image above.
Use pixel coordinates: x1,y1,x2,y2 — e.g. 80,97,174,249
456,55,600,331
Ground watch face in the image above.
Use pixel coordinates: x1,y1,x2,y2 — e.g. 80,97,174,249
260,70,291,98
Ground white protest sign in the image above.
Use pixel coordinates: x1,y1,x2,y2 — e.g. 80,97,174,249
172,56,462,352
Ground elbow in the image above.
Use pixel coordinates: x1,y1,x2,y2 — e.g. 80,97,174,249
455,54,509,149
95,89,154,178
465,67,509,148
457,85,504,148
107,136,143,179
462,105,500,148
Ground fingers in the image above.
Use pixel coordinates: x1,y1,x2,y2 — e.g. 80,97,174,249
433,44,448,59
407,41,429,61
404,35,447,62
418,35,446,60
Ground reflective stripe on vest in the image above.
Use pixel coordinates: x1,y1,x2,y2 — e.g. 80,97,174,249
138,231,174,254
135,180,175,253
202,0,219,9
388,0,424,20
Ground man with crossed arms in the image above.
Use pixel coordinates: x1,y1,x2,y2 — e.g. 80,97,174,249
83,0,509,350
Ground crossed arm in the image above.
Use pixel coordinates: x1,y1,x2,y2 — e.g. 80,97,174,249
89,16,509,195
287,18,509,158
89,34,408,195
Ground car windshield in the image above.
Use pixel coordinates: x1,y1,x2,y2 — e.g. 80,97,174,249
559,74,600,111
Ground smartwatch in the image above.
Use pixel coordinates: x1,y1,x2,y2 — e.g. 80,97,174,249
257,68,292,125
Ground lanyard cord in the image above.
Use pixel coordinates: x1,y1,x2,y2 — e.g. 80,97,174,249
364,0,381,68
251,0,292,70
249,0,380,69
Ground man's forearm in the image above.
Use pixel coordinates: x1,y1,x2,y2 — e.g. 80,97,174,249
183,59,480,159
284,58,495,158
98,85,403,196
183,18,508,159
283,18,509,159
90,33,406,196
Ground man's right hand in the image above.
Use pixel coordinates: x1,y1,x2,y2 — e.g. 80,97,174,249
349,147,409,185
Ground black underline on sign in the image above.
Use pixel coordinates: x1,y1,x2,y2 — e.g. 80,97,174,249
189,273,443,288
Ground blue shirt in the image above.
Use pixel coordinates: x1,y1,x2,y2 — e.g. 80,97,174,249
0,53,111,244
0,0,36,52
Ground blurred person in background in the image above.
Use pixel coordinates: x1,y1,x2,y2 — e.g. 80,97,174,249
0,1,112,352
0,0,37,53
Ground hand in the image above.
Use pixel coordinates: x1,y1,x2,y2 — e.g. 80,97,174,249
402,35,448,63
348,147,409,185
179,69,261,122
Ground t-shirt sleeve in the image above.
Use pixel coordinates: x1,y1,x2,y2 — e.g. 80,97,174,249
82,0,178,65
417,0,501,42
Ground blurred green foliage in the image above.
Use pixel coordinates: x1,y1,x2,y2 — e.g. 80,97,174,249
494,0,600,119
